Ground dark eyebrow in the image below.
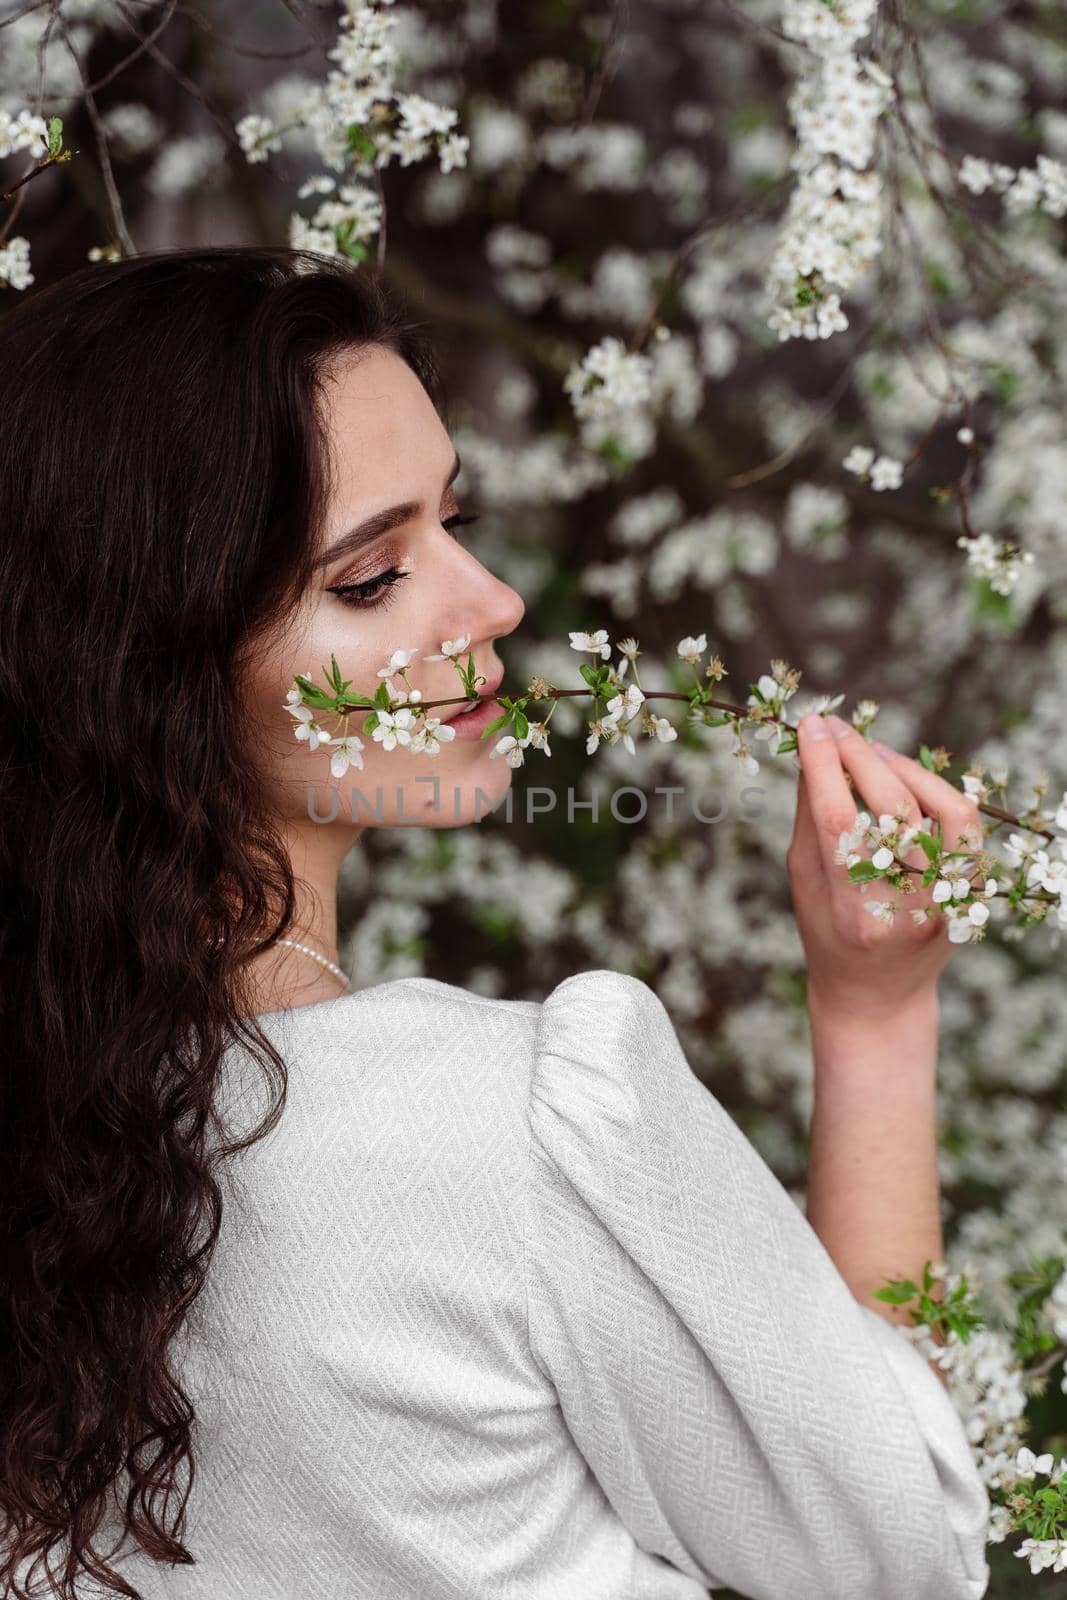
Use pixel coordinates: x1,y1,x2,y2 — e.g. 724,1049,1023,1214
314,452,462,571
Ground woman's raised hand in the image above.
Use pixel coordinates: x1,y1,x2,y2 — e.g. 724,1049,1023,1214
787,713,984,1021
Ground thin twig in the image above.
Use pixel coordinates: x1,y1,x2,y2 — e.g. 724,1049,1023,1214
0,1,64,249
37,0,178,105
112,0,246,153
154,0,325,63
375,165,387,271
334,681,1057,843
0,0,51,30
631,179,791,355
709,0,806,51
726,335,873,489
579,0,629,127
0,185,26,249
58,13,136,255
32,0,61,119
1024,1344,1067,1385
0,149,67,201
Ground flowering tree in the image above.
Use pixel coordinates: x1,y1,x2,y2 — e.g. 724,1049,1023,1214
4,0,1067,1583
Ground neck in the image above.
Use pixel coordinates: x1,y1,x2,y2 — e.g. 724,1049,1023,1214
247,818,353,1015
230,792,365,1015
247,932,348,1016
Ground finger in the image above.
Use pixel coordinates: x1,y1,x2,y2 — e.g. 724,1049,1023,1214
870,745,984,856
795,714,862,879
787,768,824,889
825,716,931,872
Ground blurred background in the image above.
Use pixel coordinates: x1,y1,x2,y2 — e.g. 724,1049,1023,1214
3,0,1067,1589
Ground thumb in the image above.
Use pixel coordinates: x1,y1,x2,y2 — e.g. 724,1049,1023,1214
788,767,825,888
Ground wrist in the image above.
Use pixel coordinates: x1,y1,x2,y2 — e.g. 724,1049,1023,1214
806,979,940,1081
806,981,940,1044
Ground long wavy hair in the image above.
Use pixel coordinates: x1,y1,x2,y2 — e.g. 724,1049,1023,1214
0,246,439,1597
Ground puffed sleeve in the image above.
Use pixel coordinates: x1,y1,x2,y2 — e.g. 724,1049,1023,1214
522,968,991,1600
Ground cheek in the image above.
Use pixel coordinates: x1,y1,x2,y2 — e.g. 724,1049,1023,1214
263,566,444,752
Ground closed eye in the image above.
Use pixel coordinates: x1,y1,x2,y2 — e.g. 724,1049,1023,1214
327,512,482,611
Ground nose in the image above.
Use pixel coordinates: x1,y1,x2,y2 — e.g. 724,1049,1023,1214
446,542,525,649
489,571,525,640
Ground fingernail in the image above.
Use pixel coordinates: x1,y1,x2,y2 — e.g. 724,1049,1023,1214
800,713,831,741
827,714,853,740
872,740,897,761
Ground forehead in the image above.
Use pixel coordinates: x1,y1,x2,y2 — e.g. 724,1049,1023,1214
319,344,446,499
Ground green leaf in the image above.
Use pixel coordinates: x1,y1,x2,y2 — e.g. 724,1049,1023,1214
345,124,377,160
915,830,941,861
872,1279,919,1306
846,860,881,882
594,435,636,473
374,681,392,709
362,711,380,734
918,744,937,771
990,365,1020,404
924,259,952,299
295,683,335,709
513,710,529,741
971,577,1018,632
471,903,517,941
482,713,511,738
337,225,371,262
47,116,63,157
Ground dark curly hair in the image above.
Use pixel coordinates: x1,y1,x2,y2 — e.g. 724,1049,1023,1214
0,246,439,1597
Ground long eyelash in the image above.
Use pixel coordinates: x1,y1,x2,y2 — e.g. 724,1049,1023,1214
326,513,481,612
328,567,412,611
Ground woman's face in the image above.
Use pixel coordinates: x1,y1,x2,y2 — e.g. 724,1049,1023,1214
250,343,526,833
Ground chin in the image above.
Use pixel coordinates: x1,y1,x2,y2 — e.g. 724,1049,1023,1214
322,761,515,830
407,765,516,829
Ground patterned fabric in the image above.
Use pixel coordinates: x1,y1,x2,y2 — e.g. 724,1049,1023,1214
97,968,988,1598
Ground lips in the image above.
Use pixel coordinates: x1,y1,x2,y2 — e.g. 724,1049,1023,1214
440,667,504,723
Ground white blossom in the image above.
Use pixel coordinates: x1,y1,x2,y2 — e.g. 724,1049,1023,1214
843,445,876,476
564,337,653,423
286,702,332,753
371,707,418,751
568,629,611,659
0,236,33,292
676,633,708,663
869,455,904,491
377,648,419,678
329,734,365,777
0,107,48,160
236,113,283,164
424,634,472,661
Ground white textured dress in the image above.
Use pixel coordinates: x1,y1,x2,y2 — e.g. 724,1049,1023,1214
108,968,990,1599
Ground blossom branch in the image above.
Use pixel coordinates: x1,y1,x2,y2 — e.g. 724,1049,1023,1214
281,629,1067,951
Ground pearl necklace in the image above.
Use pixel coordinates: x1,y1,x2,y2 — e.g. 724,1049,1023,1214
276,937,353,994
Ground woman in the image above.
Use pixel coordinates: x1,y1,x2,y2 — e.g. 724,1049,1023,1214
0,247,990,1598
